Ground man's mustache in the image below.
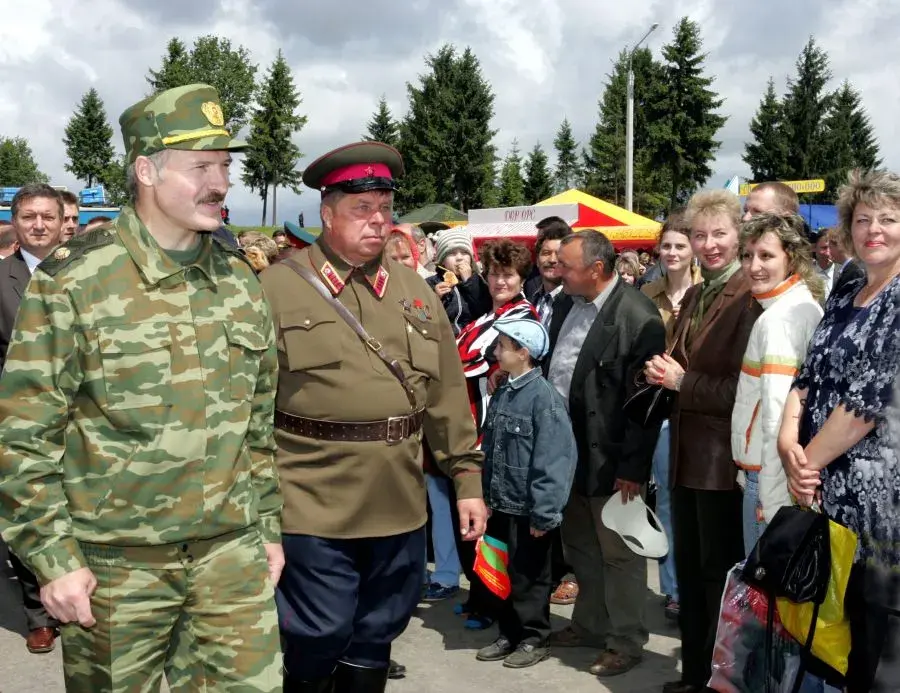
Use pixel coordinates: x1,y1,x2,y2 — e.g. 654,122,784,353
199,194,226,205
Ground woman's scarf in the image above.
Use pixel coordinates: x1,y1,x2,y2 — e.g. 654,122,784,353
690,258,741,339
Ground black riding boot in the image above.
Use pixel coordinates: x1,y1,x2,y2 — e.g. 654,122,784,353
283,671,334,693
333,662,389,693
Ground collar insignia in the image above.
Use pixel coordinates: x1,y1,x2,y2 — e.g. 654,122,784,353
318,261,345,295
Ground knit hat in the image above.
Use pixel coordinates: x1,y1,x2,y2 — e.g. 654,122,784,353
434,227,474,265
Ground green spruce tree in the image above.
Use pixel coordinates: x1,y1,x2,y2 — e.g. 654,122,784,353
523,142,554,204
582,48,668,214
0,137,48,185
62,88,115,188
780,37,832,182
363,96,400,147
146,35,257,133
820,81,882,194
398,44,497,212
553,118,581,192
649,18,726,206
242,50,307,225
497,140,526,207
743,77,789,182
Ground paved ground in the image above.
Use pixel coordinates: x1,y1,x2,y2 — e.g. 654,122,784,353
1,542,681,692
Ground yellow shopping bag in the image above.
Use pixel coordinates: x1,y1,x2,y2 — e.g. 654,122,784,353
776,517,856,675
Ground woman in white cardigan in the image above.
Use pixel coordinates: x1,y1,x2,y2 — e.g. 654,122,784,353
732,213,825,555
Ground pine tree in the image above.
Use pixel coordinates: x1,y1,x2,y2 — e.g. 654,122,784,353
363,96,400,147
582,48,668,215
649,18,726,206
743,78,789,182
62,88,115,188
781,37,832,182
241,50,307,225
146,35,258,133
820,81,882,195
398,44,497,212
523,143,554,204
553,118,580,192
0,137,48,185
146,38,193,92
497,140,526,207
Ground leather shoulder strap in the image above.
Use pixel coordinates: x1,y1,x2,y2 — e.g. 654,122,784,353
280,256,418,410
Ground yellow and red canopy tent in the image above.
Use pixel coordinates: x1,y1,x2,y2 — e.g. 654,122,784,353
462,189,661,257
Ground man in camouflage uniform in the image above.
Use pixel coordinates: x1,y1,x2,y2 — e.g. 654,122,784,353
0,84,283,692
262,142,487,692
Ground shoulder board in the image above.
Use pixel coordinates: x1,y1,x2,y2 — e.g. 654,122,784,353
38,226,117,277
212,233,255,272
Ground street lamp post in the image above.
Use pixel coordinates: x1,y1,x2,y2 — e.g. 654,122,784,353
625,22,659,213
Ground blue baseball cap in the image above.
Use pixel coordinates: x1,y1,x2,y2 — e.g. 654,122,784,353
493,317,550,360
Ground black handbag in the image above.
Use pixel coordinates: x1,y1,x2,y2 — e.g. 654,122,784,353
742,506,832,693
623,375,674,428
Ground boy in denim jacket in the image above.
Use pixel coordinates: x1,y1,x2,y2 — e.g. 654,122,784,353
475,317,578,668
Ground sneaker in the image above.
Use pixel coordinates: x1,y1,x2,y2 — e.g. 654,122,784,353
476,636,515,662
664,596,680,622
464,613,494,630
422,583,460,602
503,642,551,669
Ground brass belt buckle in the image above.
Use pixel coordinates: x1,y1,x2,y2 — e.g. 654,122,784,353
385,415,408,445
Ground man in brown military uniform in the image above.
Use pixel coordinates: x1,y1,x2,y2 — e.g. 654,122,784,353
261,142,487,692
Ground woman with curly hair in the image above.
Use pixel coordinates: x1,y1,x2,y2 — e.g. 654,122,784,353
615,251,642,285
780,169,900,691
731,213,824,555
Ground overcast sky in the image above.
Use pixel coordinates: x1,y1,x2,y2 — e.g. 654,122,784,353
1,0,898,226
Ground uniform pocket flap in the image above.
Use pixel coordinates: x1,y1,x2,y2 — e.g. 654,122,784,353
279,309,336,331
98,323,171,354
224,323,268,351
403,314,440,341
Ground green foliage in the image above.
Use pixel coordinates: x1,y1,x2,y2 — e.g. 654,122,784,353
743,78,789,182
363,96,400,147
553,118,580,192
582,48,669,216
648,17,726,206
523,142,554,204
102,155,128,206
820,81,882,195
0,137,48,185
147,35,258,133
497,140,525,207
62,88,115,188
398,45,498,213
241,50,307,225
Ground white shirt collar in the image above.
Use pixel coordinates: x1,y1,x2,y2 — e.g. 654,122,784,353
20,248,43,274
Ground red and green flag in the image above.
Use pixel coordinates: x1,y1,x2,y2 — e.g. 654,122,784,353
474,535,511,600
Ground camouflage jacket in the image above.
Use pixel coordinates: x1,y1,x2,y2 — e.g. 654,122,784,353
0,207,281,585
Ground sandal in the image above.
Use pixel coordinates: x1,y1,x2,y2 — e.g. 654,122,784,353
550,579,579,605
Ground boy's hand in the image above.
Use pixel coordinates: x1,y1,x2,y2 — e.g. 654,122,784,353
530,527,547,538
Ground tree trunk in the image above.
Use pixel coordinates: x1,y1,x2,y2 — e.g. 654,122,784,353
261,186,268,225
271,185,278,226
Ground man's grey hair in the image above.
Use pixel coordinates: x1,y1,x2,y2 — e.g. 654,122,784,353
126,150,170,204
560,230,617,277
410,226,427,243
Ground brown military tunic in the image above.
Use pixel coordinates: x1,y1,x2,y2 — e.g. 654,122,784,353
260,237,483,538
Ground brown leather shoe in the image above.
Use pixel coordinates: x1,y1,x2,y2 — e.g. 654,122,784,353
26,627,57,654
590,649,642,677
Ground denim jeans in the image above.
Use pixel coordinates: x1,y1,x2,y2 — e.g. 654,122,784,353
425,474,461,587
742,470,767,556
651,420,678,600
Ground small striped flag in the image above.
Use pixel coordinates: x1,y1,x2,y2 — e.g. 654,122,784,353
474,535,511,600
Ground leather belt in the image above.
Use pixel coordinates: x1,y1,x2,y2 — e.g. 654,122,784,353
275,409,425,445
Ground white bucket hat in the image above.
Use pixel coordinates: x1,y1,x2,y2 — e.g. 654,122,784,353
601,494,669,559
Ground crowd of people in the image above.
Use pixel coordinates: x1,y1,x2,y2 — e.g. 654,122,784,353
0,79,897,693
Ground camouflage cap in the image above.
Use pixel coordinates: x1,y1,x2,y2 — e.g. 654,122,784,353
119,83,247,164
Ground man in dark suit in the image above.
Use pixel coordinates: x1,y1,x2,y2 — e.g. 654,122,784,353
0,183,64,653
544,231,666,678
524,216,571,328
827,226,866,293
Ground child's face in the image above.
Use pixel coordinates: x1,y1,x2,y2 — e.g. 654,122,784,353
493,334,529,373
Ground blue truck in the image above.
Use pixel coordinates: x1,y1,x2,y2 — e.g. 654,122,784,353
0,185,121,224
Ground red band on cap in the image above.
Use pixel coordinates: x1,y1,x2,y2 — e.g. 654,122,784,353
321,162,392,187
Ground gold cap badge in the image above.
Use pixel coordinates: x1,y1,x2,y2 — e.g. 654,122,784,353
54,247,71,260
201,101,225,127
